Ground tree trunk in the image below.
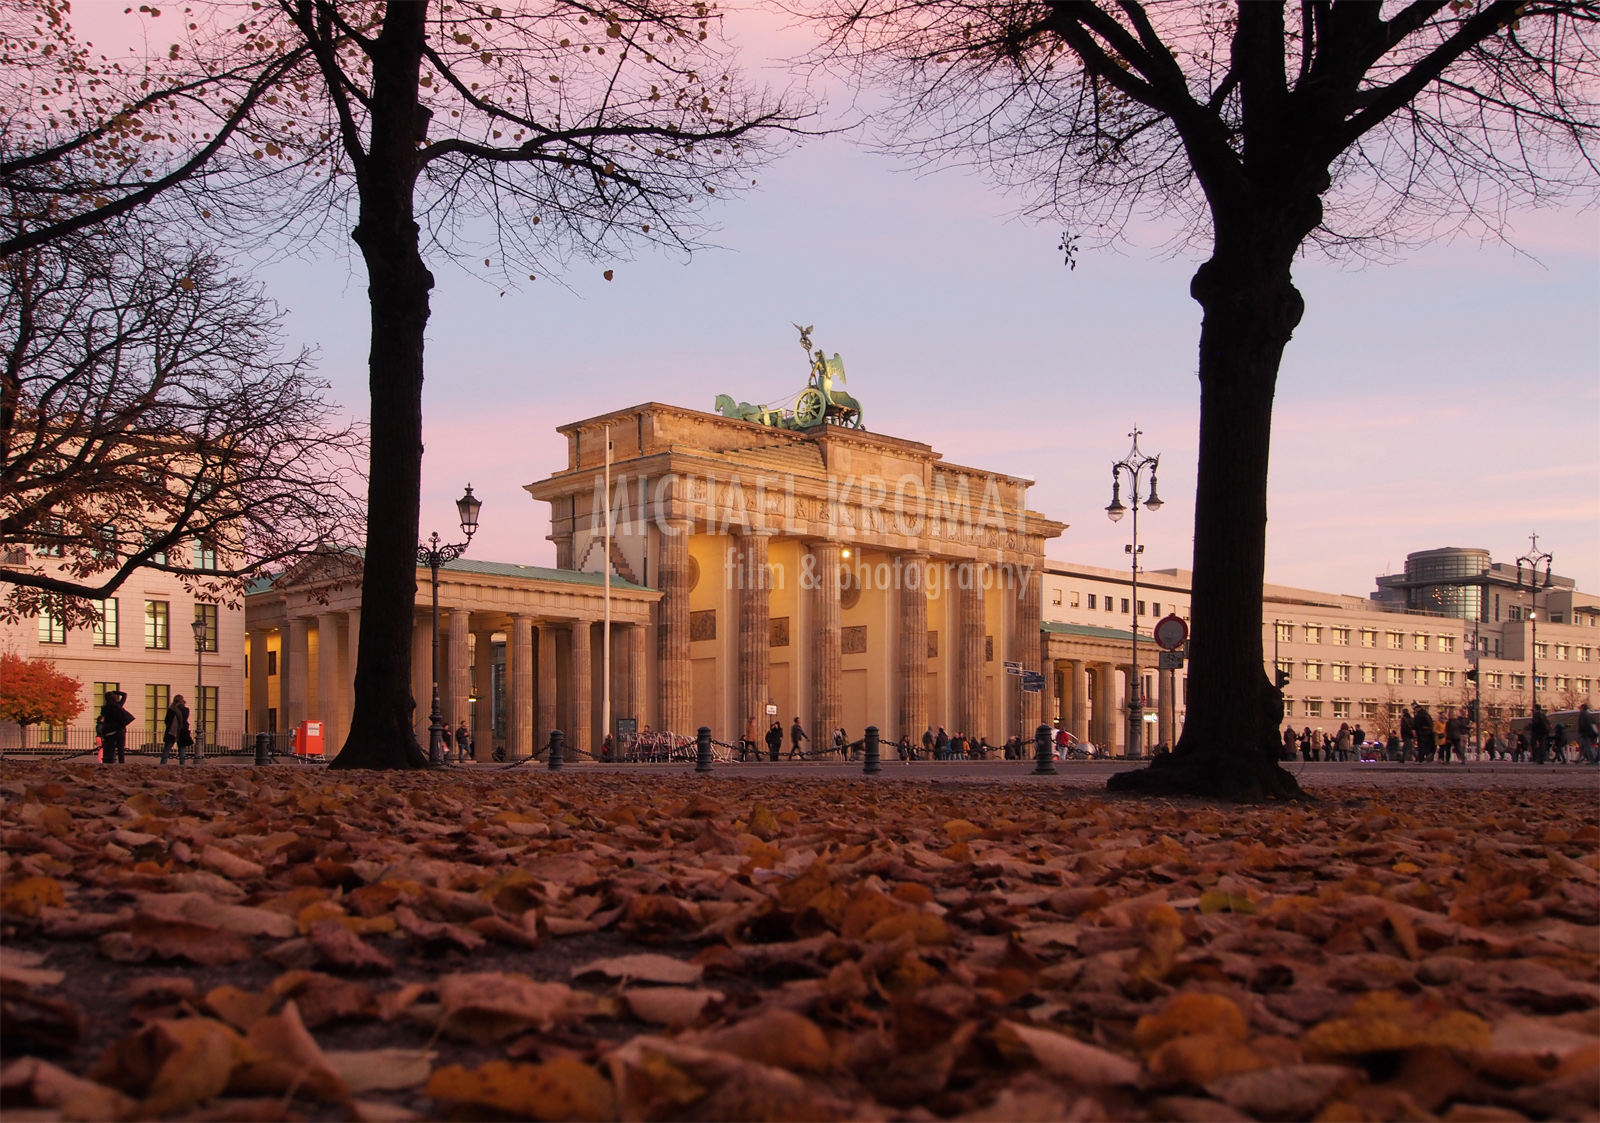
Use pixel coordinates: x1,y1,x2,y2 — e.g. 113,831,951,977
328,4,432,770
1108,242,1308,800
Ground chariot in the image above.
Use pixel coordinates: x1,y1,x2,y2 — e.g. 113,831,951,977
712,324,865,431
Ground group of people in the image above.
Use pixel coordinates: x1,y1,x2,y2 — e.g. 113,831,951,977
92,691,201,765
1282,701,1598,765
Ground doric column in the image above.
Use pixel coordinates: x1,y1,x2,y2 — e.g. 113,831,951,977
410,616,432,742
657,520,691,733
248,629,269,734
957,568,985,737
510,614,534,759
447,609,471,735
898,553,928,742
471,629,494,761
1070,659,1089,745
570,620,592,759
285,616,310,732
536,623,557,754
1039,641,1056,730
1158,667,1175,749
810,540,842,743
1097,662,1118,752
738,530,771,739
1016,565,1043,734
627,623,646,728
344,610,360,746
316,612,342,739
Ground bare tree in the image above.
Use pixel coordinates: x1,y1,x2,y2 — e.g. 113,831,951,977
1,221,365,628
3,1,805,769
807,0,1600,797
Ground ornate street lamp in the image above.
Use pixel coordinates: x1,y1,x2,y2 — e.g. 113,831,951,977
1515,533,1553,720
191,615,209,763
1107,428,1161,759
418,485,482,766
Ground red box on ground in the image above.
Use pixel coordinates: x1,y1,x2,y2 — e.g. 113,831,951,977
294,720,324,756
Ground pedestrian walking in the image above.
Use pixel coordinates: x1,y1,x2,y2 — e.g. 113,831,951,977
1530,706,1551,765
743,715,759,762
1578,703,1598,764
788,718,808,759
1400,709,1416,762
455,720,472,763
765,720,783,761
1413,703,1435,763
1282,725,1298,761
162,695,194,765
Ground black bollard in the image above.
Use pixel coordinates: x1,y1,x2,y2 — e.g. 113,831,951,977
696,726,714,773
1033,723,1057,775
254,731,272,766
547,730,565,771
863,725,881,774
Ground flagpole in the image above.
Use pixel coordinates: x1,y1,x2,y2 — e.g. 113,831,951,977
603,424,612,758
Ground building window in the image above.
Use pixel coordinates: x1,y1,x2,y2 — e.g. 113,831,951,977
1332,700,1351,719
1413,633,1430,651
1534,642,1548,660
1413,667,1430,686
1360,700,1379,720
1137,600,1146,616
1070,591,1080,608
267,649,278,676
1051,589,1062,606
92,598,118,647
1387,631,1403,649
193,540,217,571
1555,644,1570,660
1534,673,1547,691
145,600,170,649
1486,671,1502,689
1360,628,1377,647
1276,622,1293,643
1439,670,1455,688
1105,597,1113,613
145,684,170,735
1304,625,1322,644
1332,627,1350,646
1275,659,1293,683
1577,677,1591,693
1578,647,1591,662
1283,699,1295,717
1387,666,1404,685
1551,612,1565,624
1554,675,1569,691
37,597,66,644
1361,664,1377,684
93,683,120,719
144,532,167,567
1303,662,1323,681
1151,602,1160,615
1438,635,1455,654
1304,699,1324,718
1509,606,1522,622
35,516,64,556
1120,598,1130,614
1332,663,1351,683
1510,673,1526,691
1087,594,1097,610
267,707,278,733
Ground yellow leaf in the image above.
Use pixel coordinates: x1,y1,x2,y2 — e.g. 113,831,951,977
1,876,65,918
943,818,983,843
1198,890,1258,915
1133,993,1248,1052
1302,991,1492,1057
426,1058,614,1121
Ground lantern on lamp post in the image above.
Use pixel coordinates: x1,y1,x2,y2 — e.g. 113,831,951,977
417,485,482,766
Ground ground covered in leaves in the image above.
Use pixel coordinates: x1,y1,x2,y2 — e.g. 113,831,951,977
1,763,1597,1122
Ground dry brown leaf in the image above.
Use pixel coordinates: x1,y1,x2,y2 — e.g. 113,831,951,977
426,1057,615,1121
572,952,704,985
1000,1020,1141,1086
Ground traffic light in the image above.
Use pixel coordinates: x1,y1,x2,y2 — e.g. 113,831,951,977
1465,667,1479,682
1467,699,1479,722
1275,668,1291,689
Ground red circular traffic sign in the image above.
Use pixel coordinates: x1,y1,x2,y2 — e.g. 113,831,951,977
1153,613,1188,652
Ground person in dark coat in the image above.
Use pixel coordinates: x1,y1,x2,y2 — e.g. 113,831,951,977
162,695,193,765
1412,703,1436,762
455,720,472,763
98,690,134,764
788,718,808,760
764,720,783,762
1399,709,1416,761
1530,705,1551,765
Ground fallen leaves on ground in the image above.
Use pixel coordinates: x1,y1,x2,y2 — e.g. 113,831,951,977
0,762,1596,1121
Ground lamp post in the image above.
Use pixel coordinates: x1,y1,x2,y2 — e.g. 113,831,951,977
191,615,208,763
1106,427,1161,759
418,485,482,767
1515,533,1552,720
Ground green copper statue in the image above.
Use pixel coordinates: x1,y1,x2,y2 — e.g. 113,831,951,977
712,324,863,430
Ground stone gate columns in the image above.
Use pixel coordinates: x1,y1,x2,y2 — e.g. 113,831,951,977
1017,567,1043,733
446,609,471,736
537,623,557,754
1070,660,1089,745
626,624,646,728
657,520,691,734
957,568,985,737
570,620,592,758
810,541,842,744
472,628,495,761
1095,662,1118,753
898,553,928,742
285,616,310,732
316,612,342,743
510,614,534,759
738,530,771,736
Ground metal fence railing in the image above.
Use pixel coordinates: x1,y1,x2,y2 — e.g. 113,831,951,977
0,727,320,762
